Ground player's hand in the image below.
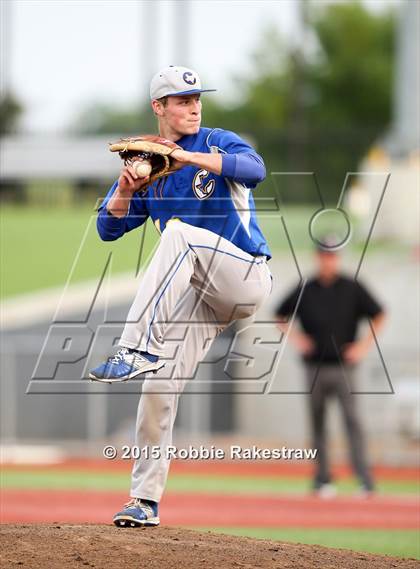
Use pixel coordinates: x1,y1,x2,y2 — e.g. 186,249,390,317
295,333,315,356
170,148,193,170
118,165,150,195
342,341,369,364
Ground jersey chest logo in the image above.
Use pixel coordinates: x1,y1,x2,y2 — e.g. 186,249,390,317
192,169,215,200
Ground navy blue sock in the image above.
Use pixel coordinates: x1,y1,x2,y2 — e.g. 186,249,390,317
142,499,157,507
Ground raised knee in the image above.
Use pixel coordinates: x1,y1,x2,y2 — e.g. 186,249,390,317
162,220,187,240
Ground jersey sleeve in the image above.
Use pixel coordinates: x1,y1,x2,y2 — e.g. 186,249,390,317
208,129,266,186
275,285,301,320
356,281,384,319
96,181,149,241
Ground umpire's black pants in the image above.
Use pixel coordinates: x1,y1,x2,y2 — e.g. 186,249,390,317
304,363,374,491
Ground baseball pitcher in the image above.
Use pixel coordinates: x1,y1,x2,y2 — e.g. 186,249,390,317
89,66,273,527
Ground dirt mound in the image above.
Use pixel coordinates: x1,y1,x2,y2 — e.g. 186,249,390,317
0,524,417,569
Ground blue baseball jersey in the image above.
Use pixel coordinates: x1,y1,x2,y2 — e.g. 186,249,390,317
98,127,272,259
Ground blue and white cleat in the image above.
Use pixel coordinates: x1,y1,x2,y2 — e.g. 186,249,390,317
113,498,160,527
89,348,164,383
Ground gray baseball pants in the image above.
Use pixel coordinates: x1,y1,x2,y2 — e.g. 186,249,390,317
304,363,374,491
118,220,272,502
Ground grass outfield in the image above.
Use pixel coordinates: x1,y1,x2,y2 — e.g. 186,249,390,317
2,203,407,300
201,528,420,560
1,204,406,299
2,469,419,495
0,205,159,299
3,205,307,299
0,203,361,299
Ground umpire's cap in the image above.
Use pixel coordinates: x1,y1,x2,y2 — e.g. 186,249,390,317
315,233,342,253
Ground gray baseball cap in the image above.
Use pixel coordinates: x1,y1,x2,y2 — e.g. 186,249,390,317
150,65,217,100
315,234,342,252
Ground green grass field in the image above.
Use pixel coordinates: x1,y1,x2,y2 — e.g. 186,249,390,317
1,205,301,299
2,469,418,496
2,467,419,559
203,527,419,560
1,203,406,300
0,205,160,299
3,203,397,300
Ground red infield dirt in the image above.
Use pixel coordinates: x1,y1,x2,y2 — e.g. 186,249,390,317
1,489,418,529
1,524,419,569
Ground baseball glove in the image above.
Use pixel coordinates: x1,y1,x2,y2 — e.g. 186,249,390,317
109,135,181,186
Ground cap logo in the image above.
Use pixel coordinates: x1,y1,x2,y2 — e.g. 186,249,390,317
183,71,197,86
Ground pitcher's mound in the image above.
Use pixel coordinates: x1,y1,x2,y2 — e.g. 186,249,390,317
0,524,417,568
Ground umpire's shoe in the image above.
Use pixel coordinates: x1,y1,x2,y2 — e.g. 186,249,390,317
113,498,160,527
89,348,164,383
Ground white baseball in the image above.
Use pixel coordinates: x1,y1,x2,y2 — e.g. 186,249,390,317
133,160,152,178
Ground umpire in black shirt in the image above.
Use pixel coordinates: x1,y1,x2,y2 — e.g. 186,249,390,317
275,239,386,496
